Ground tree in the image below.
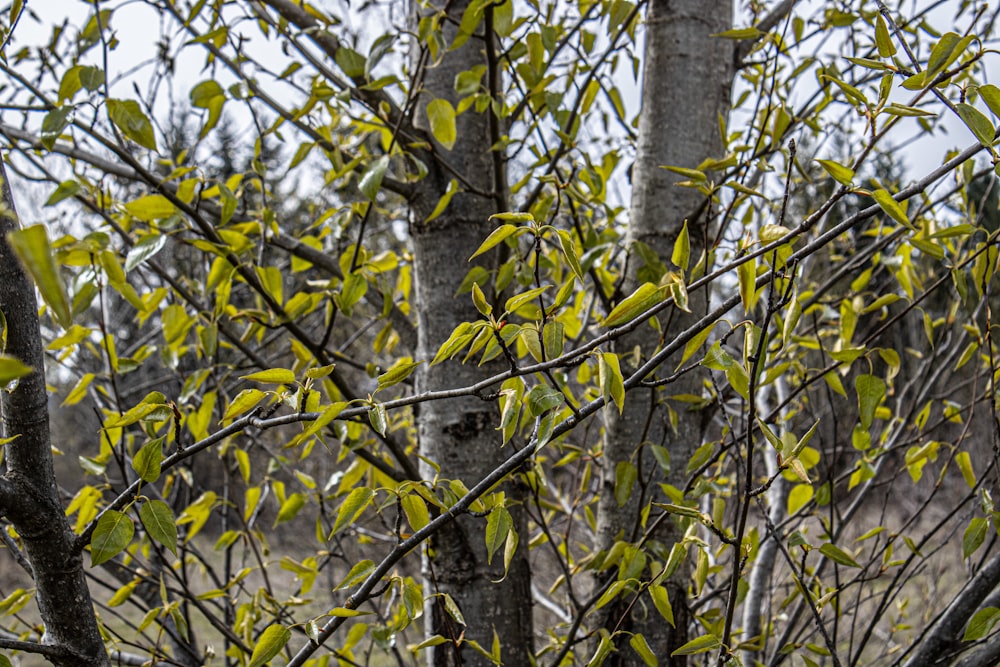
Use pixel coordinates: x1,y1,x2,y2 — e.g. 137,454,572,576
1,1,1000,666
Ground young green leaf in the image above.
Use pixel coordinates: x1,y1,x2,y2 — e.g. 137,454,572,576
855,374,886,430
816,159,855,186
469,224,524,260
671,220,690,271
139,500,178,555
331,487,374,537
819,542,861,568
359,155,389,201
670,634,721,656
427,98,457,150
605,283,663,328
247,624,292,667
132,437,163,483
964,607,1000,641
91,510,135,566
485,506,512,565
0,355,32,384
107,99,157,151
956,103,996,148
7,224,73,328
241,368,296,385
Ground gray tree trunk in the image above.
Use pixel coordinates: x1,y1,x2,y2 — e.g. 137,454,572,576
0,157,110,666
595,0,733,662
411,3,533,664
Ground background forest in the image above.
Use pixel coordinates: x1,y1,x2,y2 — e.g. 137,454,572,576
1,0,999,666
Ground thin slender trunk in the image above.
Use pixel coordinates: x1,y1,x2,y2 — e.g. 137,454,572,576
595,0,733,662
411,2,533,664
0,157,109,666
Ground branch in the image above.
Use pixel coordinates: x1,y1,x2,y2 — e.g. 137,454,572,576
900,552,1000,667
735,0,798,64
253,0,408,132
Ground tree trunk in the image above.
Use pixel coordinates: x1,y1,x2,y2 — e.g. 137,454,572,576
411,2,533,664
595,0,733,662
0,158,109,666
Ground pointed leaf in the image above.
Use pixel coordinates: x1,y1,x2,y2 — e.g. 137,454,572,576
427,98,457,150
8,224,73,328
331,487,374,536
107,98,157,151
469,224,523,260
91,510,135,566
247,624,291,667
139,500,178,554
0,355,32,384
605,283,663,328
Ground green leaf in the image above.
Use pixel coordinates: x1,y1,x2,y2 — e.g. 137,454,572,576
222,388,265,422
368,402,388,436
956,451,977,488
241,368,296,384
190,79,224,108
819,542,861,568
359,155,389,201
489,211,534,223
471,282,492,316
485,506,512,565
957,103,996,148
426,178,459,223
875,15,896,57
335,46,367,78
598,352,625,413
855,374,886,430
629,633,658,667
963,517,988,559
671,634,721,656
40,107,72,149
139,500,178,555
605,283,663,328
107,98,157,151
0,354,32,384
91,510,135,566
614,461,637,507
401,493,430,531
671,220,690,271
469,224,524,260
650,584,674,627
427,98,457,150
123,194,177,222
124,234,167,272
8,224,73,328
44,180,82,206
331,487,374,537
247,624,292,667
377,359,421,390
980,84,1000,119
132,437,163,483
713,26,764,40
527,384,563,416
964,607,1000,641
816,159,855,186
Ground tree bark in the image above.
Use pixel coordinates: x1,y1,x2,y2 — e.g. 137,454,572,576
0,157,109,666
595,0,733,662
411,3,533,664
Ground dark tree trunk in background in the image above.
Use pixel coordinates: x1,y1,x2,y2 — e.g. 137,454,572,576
0,157,109,666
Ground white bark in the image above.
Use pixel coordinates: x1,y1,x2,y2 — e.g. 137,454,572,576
595,0,733,662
